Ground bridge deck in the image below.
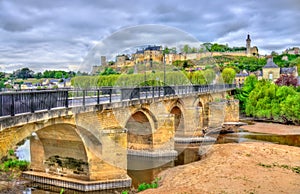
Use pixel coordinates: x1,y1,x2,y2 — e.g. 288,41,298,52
0,84,236,118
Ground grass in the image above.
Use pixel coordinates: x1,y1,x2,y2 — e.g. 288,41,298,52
0,149,30,181
258,162,300,174
137,177,161,192
0,158,30,172
257,163,272,168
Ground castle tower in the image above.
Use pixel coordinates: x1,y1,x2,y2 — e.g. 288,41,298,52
246,34,251,56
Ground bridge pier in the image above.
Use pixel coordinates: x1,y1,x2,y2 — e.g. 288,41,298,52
181,106,201,137
208,102,226,129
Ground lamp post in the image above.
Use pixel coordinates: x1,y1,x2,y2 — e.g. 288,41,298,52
144,59,147,85
163,53,166,86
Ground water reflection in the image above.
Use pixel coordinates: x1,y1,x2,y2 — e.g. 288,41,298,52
16,139,31,162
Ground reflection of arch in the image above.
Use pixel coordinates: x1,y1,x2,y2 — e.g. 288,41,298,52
125,110,156,150
31,124,102,181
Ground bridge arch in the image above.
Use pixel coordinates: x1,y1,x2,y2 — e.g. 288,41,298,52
125,109,157,150
30,123,103,181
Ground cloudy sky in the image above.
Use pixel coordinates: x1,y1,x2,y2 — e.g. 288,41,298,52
0,0,299,73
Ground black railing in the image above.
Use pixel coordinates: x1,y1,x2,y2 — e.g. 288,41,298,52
0,84,236,117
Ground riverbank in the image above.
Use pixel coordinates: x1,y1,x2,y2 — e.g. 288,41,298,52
241,121,300,135
140,142,300,194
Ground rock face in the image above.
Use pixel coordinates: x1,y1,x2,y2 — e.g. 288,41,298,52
140,142,300,194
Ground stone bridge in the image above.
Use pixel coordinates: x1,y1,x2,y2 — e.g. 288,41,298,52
0,84,239,191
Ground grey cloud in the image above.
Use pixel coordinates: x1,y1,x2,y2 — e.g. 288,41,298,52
0,0,299,72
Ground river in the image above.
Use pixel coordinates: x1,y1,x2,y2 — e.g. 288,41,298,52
7,127,300,193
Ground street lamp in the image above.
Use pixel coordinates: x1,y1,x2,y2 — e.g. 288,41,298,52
144,59,147,85
163,53,166,86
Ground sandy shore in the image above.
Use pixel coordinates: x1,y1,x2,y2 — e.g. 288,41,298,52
141,142,300,194
241,122,300,135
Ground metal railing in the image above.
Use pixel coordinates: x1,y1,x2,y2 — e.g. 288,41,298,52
0,84,236,117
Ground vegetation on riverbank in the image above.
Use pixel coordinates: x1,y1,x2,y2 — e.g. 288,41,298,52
236,75,300,125
258,162,300,174
0,149,30,181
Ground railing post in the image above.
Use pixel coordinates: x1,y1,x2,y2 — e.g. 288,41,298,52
48,92,52,110
0,94,2,117
65,90,69,108
158,86,161,97
11,94,15,116
109,88,112,103
30,93,34,113
152,86,154,98
83,90,86,106
97,89,100,104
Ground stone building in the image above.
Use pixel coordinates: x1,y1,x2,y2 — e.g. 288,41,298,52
235,70,249,86
132,45,163,65
262,58,280,81
246,34,259,56
283,47,299,55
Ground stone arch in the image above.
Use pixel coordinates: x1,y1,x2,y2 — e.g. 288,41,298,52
197,96,210,128
169,100,185,137
0,116,76,158
30,123,102,181
125,109,157,150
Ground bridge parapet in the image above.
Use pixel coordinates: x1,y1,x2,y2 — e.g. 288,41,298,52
0,84,236,118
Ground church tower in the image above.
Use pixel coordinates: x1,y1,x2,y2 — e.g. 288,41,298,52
246,34,251,56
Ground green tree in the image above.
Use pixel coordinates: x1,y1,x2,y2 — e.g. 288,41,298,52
182,45,190,53
100,67,118,76
235,75,258,112
280,94,300,125
221,67,236,84
13,68,34,79
0,72,5,79
34,72,43,79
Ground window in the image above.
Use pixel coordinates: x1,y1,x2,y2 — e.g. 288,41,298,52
269,73,273,80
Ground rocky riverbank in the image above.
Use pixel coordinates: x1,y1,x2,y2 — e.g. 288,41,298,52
140,142,300,194
140,122,300,194
241,121,300,135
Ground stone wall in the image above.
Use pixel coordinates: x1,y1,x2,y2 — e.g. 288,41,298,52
224,100,239,122
208,102,226,128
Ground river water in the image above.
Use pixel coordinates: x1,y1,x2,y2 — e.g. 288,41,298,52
10,130,300,193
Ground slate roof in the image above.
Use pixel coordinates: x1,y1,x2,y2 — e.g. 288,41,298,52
236,71,249,77
263,58,279,68
280,67,296,74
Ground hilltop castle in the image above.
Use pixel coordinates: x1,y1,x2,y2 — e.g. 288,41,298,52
246,34,259,57
92,35,259,74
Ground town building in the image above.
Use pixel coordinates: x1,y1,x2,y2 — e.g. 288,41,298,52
283,47,299,55
262,58,281,81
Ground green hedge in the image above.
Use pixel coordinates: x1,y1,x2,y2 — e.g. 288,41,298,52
72,70,216,88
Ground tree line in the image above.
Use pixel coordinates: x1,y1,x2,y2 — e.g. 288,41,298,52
71,69,217,88
10,68,76,79
236,75,300,125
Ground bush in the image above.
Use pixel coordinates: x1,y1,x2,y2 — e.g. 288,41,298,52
0,159,30,172
137,177,160,192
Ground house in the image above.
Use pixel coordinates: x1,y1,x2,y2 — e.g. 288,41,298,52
21,82,33,90
235,70,249,85
262,58,280,81
280,67,298,77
